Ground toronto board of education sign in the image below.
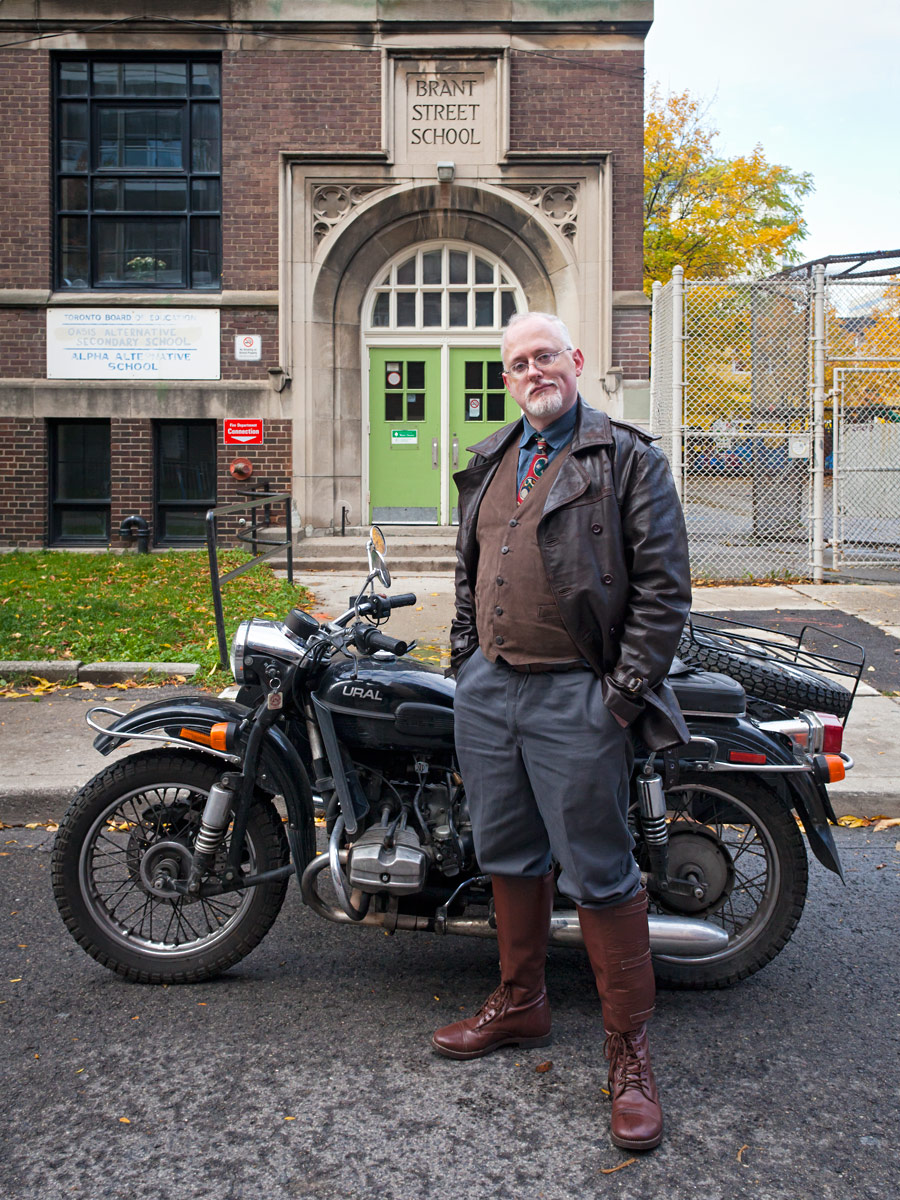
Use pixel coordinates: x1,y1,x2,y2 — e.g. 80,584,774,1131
46,309,221,380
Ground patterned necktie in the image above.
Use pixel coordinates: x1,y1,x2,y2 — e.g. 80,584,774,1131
517,437,550,505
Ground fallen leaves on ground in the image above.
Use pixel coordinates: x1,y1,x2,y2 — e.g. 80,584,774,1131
600,1159,636,1174
837,815,892,828
535,1061,552,1073
0,676,180,699
737,1144,749,1165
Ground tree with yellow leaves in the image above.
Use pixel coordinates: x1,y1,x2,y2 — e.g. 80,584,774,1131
644,88,814,290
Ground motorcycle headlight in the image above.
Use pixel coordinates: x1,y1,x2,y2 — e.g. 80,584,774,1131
230,620,251,683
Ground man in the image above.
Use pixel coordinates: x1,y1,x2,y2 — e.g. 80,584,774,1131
432,312,691,1152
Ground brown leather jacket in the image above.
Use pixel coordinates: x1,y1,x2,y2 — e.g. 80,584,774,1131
451,399,692,750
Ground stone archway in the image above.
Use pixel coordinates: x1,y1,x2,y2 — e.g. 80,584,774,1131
288,176,595,532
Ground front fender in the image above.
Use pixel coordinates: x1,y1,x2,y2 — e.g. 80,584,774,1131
677,716,844,880
90,694,316,873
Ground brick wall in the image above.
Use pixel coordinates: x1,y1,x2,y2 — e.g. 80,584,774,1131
0,51,51,289
110,419,154,541
0,309,45,378
220,308,279,380
222,50,382,291
612,308,650,381
0,418,47,547
216,419,292,543
509,49,645,294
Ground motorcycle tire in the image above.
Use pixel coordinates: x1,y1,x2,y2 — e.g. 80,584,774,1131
52,750,290,984
677,626,853,718
634,774,809,989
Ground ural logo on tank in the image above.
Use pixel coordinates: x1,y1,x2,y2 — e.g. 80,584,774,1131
340,684,384,702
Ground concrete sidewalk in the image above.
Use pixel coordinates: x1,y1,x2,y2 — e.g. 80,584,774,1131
1,580,898,825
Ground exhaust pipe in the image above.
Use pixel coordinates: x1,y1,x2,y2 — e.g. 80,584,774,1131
300,856,728,957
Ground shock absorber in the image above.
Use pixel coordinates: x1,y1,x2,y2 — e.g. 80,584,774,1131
637,758,670,892
187,773,240,894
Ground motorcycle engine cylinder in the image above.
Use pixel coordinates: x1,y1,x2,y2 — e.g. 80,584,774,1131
347,826,428,895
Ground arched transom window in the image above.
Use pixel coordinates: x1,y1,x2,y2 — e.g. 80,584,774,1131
366,243,521,331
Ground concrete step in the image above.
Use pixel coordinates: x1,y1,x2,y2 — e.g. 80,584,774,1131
269,527,458,575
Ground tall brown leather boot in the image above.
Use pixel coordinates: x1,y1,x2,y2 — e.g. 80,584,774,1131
577,889,663,1151
432,871,554,1060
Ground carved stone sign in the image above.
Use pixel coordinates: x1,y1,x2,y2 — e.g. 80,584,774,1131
392,58,499,167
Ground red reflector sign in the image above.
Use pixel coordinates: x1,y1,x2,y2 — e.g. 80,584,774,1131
224,418,263,445
728,751,767,765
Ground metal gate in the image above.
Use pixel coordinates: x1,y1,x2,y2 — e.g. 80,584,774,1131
651,269,900,580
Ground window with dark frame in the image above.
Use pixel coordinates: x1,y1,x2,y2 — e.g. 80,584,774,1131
154,420,217,544
55,56,221,291
49,420,111,544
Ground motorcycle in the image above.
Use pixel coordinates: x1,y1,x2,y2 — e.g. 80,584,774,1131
52,528,857,991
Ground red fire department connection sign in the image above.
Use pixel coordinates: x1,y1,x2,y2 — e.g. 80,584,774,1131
224,419,264,445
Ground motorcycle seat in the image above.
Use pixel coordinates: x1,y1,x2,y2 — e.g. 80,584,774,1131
667,662,746,716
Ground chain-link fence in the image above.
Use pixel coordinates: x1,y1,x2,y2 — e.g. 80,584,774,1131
651,270,900,580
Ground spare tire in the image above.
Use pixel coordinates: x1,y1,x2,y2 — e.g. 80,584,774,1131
677,626,853,718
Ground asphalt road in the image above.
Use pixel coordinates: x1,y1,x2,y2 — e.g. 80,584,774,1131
1,827,898,1200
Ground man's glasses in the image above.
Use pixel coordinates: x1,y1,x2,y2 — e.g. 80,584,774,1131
504,349,573,378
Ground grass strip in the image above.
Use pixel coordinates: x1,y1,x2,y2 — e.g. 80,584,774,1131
0,550,312,686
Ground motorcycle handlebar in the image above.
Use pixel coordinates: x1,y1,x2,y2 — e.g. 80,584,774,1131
355,626,409,657
388,593,417,608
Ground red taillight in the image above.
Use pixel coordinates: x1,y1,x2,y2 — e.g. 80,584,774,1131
728,751,767,764
816,712,844,754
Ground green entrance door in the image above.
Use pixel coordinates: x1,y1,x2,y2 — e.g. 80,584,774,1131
449,347,518,522
368,348,441,524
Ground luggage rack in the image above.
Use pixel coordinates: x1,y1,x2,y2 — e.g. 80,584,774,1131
681,612,867,704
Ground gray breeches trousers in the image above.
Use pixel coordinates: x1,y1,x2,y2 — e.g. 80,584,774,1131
453,649,642,909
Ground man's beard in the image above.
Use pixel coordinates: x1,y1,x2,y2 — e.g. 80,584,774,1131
523,385,566,420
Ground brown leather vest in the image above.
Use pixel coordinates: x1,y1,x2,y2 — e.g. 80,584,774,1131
475,437,583,664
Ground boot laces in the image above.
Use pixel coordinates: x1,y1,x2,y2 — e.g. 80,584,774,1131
475,982,511,1025
605,1031,652,1099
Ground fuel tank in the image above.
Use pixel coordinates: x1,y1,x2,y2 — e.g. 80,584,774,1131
314,655,456,751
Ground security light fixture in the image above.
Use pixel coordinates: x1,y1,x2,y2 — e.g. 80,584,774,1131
436,162,455,182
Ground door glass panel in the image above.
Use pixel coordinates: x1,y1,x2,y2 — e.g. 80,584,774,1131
406,361,425,389
465,361,483,389
385,393,403,421
465,394,483,421
406,393,425,421
487,393,506,421
486,360,504,390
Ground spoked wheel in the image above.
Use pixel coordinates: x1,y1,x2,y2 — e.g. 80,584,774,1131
52,750,289,983
632,775,808,989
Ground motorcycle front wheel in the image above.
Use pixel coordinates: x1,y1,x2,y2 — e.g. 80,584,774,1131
632,775,809,989
52,750,290,984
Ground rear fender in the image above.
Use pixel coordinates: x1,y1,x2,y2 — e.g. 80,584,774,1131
676,716,844,880
91,695,316,876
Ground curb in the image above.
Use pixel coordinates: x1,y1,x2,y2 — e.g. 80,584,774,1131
0,659,200,683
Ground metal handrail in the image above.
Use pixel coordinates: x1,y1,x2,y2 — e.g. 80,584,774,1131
206,489,293,667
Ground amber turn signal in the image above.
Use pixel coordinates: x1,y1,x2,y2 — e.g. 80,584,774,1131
812,753,845,784
179,722,233,752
